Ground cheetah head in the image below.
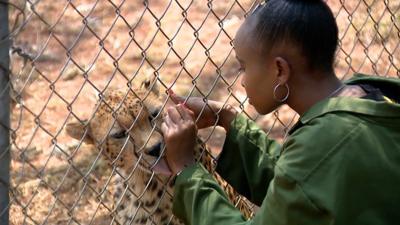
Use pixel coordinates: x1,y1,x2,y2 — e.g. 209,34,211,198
66,76,171,175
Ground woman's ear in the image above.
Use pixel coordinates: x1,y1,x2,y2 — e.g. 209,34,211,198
274,57,291,84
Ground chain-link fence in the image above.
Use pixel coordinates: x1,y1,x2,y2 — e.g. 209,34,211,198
1,0,399,224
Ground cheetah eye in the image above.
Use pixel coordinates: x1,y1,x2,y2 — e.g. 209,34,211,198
144,80,151,89
110,130,128,139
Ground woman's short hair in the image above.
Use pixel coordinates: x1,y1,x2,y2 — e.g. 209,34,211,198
251,0,338,72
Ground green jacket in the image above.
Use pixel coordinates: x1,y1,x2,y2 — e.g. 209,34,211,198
172,74,400,225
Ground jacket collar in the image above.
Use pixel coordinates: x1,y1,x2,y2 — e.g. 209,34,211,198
299,97,400,124
298,73,400,125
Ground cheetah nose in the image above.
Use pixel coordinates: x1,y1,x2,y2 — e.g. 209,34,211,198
148,142,162,157
150,109,160,119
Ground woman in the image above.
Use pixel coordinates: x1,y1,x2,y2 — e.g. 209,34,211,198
160,0,400,224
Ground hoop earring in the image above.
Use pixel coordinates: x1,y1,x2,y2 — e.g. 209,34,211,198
273,83,290,103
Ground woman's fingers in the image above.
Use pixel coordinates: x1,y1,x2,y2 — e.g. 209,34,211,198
168,90,185,105
161,121,168,135
167,106,183,123
161,114,176,137
167,90,200,114
163,105,196,137
164,114,174,127
176,104,194,121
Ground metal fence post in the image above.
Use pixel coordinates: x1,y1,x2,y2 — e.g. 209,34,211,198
0,1,10,225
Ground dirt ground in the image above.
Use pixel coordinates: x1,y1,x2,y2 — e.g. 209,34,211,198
6,0,399,224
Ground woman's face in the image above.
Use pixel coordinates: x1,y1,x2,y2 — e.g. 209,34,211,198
234,22,281,114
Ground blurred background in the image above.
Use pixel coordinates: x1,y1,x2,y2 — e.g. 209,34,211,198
0,0,399,224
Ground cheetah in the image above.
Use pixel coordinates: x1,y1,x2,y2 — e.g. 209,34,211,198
66,76,254,225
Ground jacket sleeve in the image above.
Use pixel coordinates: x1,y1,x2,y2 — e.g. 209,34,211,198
215,113,281,205
172,163,328,225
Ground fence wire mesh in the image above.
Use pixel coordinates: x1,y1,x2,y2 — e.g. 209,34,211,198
1,0,399,224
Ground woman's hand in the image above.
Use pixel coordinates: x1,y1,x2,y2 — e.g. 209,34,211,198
168,90,238,132
161,104,197,175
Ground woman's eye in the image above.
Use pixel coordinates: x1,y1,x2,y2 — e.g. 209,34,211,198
110,130,127,139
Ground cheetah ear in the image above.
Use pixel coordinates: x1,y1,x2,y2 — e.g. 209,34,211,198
141,74,160,96
65,120,94,144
